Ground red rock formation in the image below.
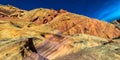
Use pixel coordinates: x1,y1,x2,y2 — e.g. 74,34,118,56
26,9,67,25
0,5,120,60
0,6,120,39
48,13,120,39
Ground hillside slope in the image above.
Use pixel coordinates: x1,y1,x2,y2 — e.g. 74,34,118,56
0,5,120,60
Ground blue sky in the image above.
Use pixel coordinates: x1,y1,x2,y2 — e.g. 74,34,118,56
0,0,120,22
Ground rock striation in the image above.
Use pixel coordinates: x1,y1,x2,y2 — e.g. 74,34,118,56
0,5,120,60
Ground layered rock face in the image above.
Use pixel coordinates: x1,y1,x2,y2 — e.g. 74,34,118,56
0,5,120,60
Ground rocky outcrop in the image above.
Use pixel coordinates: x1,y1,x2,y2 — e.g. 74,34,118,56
0,5,120,39
0,4,26,18
48,13,120,39
0,5,120,60
54,39,120,60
